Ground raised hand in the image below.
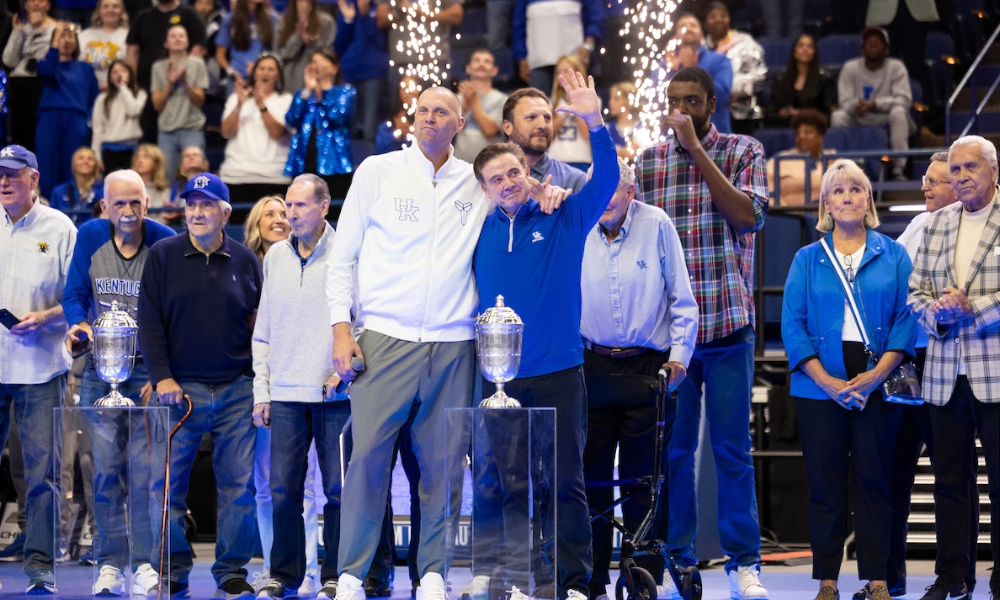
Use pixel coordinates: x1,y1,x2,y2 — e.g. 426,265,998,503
338,0,357,21
555,69,602,129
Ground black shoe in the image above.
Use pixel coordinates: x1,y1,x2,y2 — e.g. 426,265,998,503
257,579,289,600
920,582,970,600
79,546,97,566
365,578,391,598
217,578,255,600
317,580,339,600
0,533,25,562
25,571,56,595
150,580,192,600
411,579,420,599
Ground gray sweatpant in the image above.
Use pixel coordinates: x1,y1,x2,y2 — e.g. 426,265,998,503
338,330,476,580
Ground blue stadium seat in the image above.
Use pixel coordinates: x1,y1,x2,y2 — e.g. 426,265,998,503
353,140,375,169
817,34,860,69
225,225,245,243
493,46,515,83
925,31,956,62
761,38,792,69
458,7,487,38
751,127,796,158
824,126,889,178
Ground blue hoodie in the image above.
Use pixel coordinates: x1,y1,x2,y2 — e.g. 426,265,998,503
473,125,618,378
38,48,99,117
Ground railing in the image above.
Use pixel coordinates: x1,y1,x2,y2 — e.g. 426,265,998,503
947,21,1000,143
56,199,347,223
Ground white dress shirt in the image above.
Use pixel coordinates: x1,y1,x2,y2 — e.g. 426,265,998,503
581,200,699,367
0,199,75,384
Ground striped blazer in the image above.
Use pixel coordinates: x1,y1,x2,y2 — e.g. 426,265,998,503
907,199,1000,406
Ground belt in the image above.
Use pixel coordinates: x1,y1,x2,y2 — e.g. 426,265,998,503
585,341,648,359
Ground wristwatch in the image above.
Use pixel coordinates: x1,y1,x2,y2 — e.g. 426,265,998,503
260,105,269,114
582,40,595,53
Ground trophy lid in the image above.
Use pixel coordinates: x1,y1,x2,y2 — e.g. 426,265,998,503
93,301,138,330
476,295,523,326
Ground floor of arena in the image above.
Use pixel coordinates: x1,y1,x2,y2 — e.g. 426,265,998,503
0,553,980,600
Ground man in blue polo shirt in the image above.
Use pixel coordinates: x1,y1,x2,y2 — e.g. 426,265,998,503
137,173,261,600
471,69,619,600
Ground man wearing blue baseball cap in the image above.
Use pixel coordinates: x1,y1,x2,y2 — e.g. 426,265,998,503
137,173,263,600
0,144,77,593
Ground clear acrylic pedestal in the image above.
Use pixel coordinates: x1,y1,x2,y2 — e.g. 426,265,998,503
446,407,557,600
54,406,170,597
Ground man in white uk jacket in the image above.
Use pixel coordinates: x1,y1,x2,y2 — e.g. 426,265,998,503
327,86,568,600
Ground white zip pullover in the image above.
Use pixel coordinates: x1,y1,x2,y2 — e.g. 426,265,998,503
327,142,489,343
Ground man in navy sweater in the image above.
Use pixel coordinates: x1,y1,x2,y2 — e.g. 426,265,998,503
471,69,619,600
137,173,261,600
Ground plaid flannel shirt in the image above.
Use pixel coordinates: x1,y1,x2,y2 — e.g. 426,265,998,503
907,199,1000,406
636,125,769,345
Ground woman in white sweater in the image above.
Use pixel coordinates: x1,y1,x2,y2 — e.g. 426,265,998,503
92,60,147,174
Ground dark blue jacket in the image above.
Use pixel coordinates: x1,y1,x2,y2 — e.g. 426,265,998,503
284,85,357,177
781,229,917,400
334,3,389,83
473,126,618,378
38,48,99,117
49,180,104,223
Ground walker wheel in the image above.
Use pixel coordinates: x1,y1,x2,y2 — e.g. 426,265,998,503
678,566,702,600
614,566,657,600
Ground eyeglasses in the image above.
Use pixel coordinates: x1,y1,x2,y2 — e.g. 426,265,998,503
922,176,951,188
843,253,855,285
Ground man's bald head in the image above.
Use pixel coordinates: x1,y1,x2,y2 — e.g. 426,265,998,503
413,85,465,154
418,86,462,113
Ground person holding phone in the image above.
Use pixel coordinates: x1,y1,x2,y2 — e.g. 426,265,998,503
781,159,916,600
251,174,348,600
60,168,175,597
0,144,77,594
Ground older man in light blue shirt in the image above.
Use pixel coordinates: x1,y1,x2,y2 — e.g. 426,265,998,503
0,145,76,594
580,156,698,600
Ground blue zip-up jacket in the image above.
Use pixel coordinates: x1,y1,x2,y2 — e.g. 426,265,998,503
62,218,177,328
473,125,618,378
781,229,917,400
284,85,357,177
49,180,105,224
512,0,605,63
37,48,99,117
334,4,389,83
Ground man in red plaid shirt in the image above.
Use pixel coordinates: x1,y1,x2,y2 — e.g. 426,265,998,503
635,66,770,600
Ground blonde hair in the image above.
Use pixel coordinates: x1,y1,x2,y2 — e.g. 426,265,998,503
244,195,286,262
816,159,880,232
90,0,129,28
133,144,169,192
551,54,588,108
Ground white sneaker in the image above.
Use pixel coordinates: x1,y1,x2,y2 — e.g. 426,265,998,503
729,566,768,600
509,587,531,600
594,595,609,600
298,573,318,599
565,590,588,600
132,564,158,596
460,575,490,600
93,565,126,596
334,574,366,600
657,569,682,600
250,573,271,595
416,573,448,600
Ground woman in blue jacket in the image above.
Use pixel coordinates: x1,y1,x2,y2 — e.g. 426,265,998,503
284,48,356,201
36,22,100,199
781,159,916,600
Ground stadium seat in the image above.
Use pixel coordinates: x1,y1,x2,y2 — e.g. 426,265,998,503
751,127,796,158
817,34,860,69
824,125,889,178
761,38,792,69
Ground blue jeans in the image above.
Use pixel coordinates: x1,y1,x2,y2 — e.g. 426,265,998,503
529,66,555,94
149,377,256,586
660,325,761,573
269,400,351,587
0,373,66,575
79,357,154,571
486,0,513,53
348,78,386,143
157,128,206,185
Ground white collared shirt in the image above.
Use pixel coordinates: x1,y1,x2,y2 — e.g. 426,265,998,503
581,201,699,367
0,199,76,384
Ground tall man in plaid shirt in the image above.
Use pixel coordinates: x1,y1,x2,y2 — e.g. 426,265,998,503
634,67,769,600
907,135,1000,600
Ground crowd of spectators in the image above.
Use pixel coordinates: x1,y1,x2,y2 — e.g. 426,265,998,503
0,0,967,221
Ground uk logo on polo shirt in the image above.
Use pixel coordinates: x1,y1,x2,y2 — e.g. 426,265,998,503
194,176,210,189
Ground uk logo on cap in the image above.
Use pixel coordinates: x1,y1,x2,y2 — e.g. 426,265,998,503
194,175,210,189
0,148,13,158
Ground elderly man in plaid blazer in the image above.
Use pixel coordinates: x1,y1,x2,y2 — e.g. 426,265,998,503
907,134,1000,600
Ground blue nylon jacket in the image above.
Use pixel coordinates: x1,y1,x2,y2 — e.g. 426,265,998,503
781,228,917,400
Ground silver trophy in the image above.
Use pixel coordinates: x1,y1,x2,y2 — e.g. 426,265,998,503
476,295,524,408
92,301,138,407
